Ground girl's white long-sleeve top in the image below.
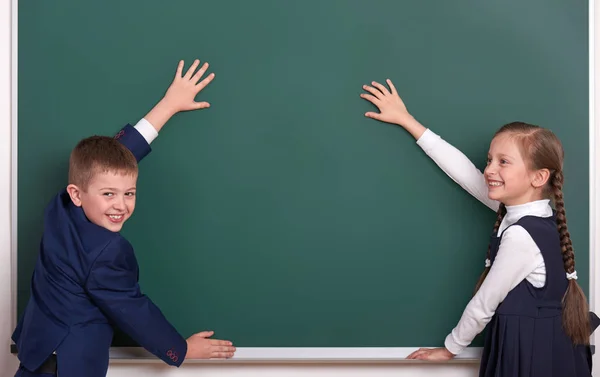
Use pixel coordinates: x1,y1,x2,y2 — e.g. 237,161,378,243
416,129,551,355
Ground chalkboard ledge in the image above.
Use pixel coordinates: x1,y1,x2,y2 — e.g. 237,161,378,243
14,344,596,363
11,345,484,363
114,347,484,364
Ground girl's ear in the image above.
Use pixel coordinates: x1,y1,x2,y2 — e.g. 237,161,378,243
66,184,83,207
531,168,551,189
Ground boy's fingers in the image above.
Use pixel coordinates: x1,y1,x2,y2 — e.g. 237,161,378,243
197,330,214,337
212,352,235,358
386,79,398,95
185,59,201,79
191,62,209,84
175,60,184,79
214,345,235,352
195,73,215,90
193,102,210,109
210,339,233,346
371,81,390,96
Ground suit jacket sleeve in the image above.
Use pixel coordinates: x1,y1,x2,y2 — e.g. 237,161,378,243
114,124,152,163
85,237,187,366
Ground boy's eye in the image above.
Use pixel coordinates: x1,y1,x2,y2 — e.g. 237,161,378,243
486,158,492,164
103,192,114,197
125,192,136,197
500,159,508,164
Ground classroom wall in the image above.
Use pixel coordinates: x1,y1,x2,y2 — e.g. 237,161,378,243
0,0,597,376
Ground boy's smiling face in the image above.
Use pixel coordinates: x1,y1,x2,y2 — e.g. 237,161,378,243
67,170,137,232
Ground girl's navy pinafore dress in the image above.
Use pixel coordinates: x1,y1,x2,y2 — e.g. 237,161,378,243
479,214,598,377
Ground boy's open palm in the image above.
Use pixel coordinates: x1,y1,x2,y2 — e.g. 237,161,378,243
185,331,236,360
163,59,215,112
361,79,413,126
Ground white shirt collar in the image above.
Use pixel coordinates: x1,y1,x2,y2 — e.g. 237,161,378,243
498,199,553,234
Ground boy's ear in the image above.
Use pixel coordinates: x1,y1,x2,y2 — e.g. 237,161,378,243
531,168,551,189
66,184,83,207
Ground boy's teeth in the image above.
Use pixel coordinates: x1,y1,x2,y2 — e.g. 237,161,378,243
489,182,503,186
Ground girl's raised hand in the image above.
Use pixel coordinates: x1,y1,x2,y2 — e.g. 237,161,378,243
361,79,411,125
360,79,427,140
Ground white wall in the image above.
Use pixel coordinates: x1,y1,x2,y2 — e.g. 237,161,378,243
0,0,597,376
1,0,18,374
591,0,600,372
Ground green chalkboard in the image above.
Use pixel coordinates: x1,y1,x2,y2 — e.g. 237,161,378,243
17,0,589,348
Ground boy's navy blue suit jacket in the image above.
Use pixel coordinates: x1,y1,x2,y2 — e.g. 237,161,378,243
12,125,187,377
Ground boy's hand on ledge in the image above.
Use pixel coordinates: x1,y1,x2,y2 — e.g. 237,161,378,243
185,330,236,360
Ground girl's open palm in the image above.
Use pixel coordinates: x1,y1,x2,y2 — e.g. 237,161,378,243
360,79,413,126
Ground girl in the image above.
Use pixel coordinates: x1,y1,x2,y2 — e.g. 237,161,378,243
360,79,598,376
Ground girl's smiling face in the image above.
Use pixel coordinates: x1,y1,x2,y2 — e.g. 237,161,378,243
484,133,548,206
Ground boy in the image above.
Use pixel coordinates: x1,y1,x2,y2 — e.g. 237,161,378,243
12,59,236,377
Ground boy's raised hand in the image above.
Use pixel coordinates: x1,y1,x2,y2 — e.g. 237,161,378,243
163,59,214,113
145,59,215,133
360,79,427,140
185,330,236,360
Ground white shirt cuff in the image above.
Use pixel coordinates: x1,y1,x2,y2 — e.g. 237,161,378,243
133,118,159,144
415,128,436,147
444,333,464,355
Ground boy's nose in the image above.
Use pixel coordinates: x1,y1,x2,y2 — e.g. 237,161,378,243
112,197,126,210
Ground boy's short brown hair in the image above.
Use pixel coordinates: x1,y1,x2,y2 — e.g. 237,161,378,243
68,136,138,191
